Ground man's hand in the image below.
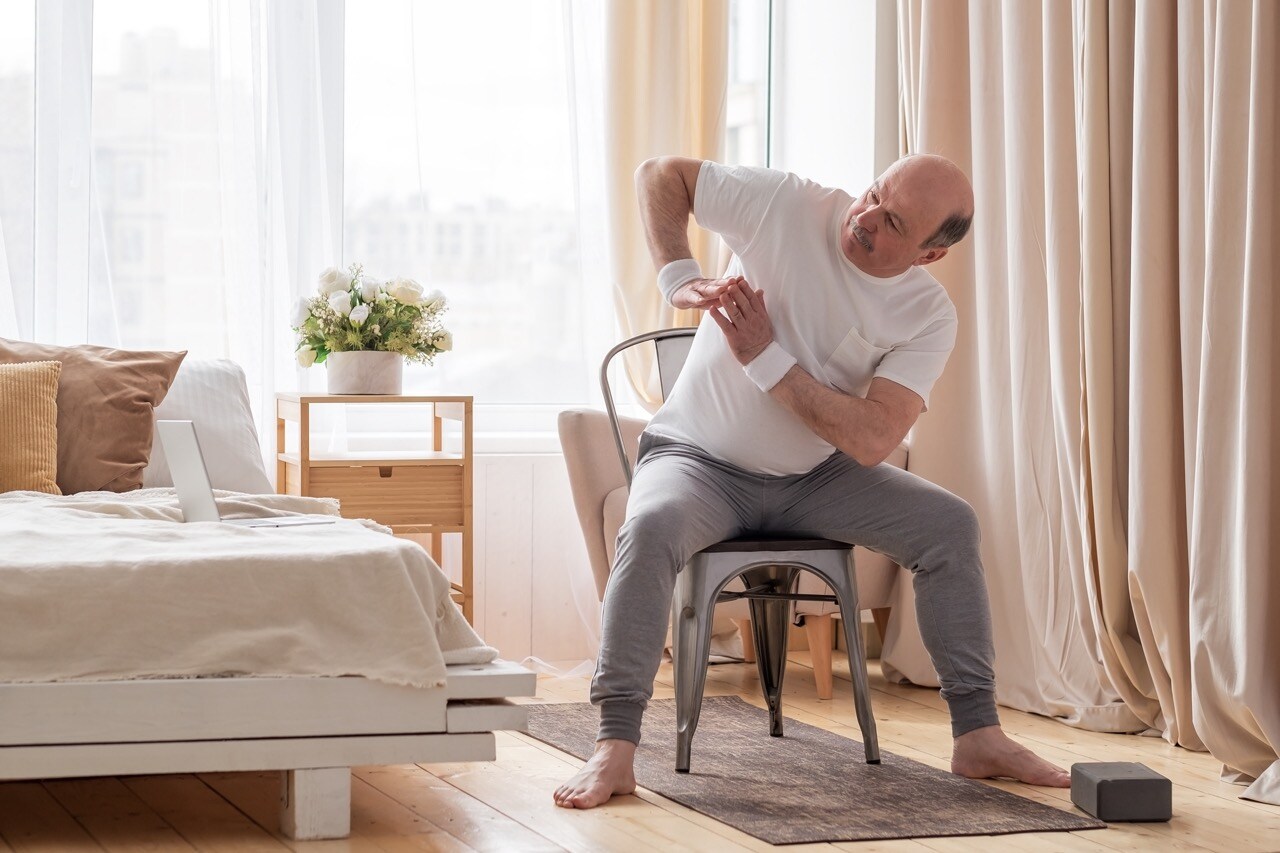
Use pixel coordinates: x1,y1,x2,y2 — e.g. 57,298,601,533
671,276,734,310
708,278,773,365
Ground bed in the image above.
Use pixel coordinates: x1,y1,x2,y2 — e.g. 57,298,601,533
0,358,535,840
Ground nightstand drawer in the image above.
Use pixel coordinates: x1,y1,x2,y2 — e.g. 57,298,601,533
308,464,465,527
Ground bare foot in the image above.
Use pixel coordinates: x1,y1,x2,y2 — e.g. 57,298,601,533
951,725,1071,787
553,739,638,809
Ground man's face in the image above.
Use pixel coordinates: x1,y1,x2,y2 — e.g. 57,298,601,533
838,165,950,278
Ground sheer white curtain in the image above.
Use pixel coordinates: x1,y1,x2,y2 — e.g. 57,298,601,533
0,3,34,340
558,0,731,661
254,0,345,421
0,0,344,456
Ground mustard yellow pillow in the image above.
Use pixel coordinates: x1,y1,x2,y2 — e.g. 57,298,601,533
0,361,62,495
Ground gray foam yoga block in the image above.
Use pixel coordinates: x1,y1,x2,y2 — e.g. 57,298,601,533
1071,762,1172,822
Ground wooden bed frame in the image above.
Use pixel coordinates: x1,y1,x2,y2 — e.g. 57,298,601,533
0,660,536,839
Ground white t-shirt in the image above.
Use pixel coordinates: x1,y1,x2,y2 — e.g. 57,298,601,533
646,162,958,476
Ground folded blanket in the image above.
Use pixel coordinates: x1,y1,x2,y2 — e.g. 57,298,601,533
0,489,496,688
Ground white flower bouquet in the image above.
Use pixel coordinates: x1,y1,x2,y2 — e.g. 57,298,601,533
292,264,451,367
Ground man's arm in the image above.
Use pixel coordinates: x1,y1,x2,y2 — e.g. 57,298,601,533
709,280,921,467
770,372,921,467
634,156,734,310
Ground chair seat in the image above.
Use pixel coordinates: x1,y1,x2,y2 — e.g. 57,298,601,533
702,537,850,553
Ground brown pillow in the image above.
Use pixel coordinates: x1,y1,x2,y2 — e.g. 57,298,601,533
0,339,186,493
0,360,62,495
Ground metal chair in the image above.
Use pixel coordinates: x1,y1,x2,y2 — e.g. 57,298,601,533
601,328,880,772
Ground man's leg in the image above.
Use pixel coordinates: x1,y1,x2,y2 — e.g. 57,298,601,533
771,454,1070,787
554,438,755,808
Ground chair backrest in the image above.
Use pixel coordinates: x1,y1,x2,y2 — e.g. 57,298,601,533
600,328,697,486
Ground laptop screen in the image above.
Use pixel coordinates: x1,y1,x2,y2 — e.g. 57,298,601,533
155,420,223,523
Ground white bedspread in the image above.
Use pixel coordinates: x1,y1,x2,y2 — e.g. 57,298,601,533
0,489,496,688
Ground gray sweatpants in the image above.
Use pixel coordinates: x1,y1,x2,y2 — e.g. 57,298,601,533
591,432,1000,743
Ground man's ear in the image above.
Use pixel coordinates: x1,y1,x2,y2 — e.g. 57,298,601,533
915,247,948,267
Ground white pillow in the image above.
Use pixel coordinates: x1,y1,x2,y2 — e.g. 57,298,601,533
142,358,274,494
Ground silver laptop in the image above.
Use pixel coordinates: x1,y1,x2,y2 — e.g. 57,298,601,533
156,419,336,528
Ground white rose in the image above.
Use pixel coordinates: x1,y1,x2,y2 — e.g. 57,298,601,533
389,277,426,305
422,289,446,312
328,290,353,316
349,304,370,326
359,276,381,303
434,330,453,352
296,345,316,367
289,297,311,328
317,267,349,296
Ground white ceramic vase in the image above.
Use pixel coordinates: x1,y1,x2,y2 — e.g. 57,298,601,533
325,351,404,395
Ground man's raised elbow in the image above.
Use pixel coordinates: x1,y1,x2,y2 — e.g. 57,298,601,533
635,156,701,200
634,157,671,186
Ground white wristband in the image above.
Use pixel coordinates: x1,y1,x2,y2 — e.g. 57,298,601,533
743,341,797,392
657,258,703,305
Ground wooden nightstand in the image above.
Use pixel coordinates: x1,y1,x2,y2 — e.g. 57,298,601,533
274,392,474,622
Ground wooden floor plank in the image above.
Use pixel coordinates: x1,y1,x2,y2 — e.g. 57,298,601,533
198,771,373,852
828,844,934,852
201,769,479,852
346,774,476,852
42,777,194,851
120,775,285,852
421,734,771,853
0,781,99,852
353,764,564,852
913,832,1111,851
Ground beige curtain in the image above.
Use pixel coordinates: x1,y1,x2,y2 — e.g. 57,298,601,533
898,0,1280,803
603,0,728,404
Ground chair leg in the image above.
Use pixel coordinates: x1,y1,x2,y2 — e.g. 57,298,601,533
742,566,797,738
734,617,755,663
806,613,835,700
838,610,880,764
672,566,717,773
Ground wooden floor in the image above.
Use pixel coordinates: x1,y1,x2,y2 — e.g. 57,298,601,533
1,655,1276,852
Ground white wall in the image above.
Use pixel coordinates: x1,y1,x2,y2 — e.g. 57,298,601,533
467,453,598,664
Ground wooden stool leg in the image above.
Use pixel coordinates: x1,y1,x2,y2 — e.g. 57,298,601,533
734,617,755,663
806,613,835,700
871,607,891,645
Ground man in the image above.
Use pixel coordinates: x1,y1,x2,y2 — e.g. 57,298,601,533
554,154,1071,810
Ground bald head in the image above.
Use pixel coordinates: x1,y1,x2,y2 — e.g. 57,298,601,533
884,154,974,250
840,153,974,276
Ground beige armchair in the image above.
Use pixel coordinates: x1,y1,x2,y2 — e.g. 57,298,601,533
558,407,908,699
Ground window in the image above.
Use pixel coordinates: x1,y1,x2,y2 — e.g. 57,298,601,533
769,0,879,192
3,2,885,430
90,1,232,356
727,0,769,168
344,1,589,404
727,0,880,192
